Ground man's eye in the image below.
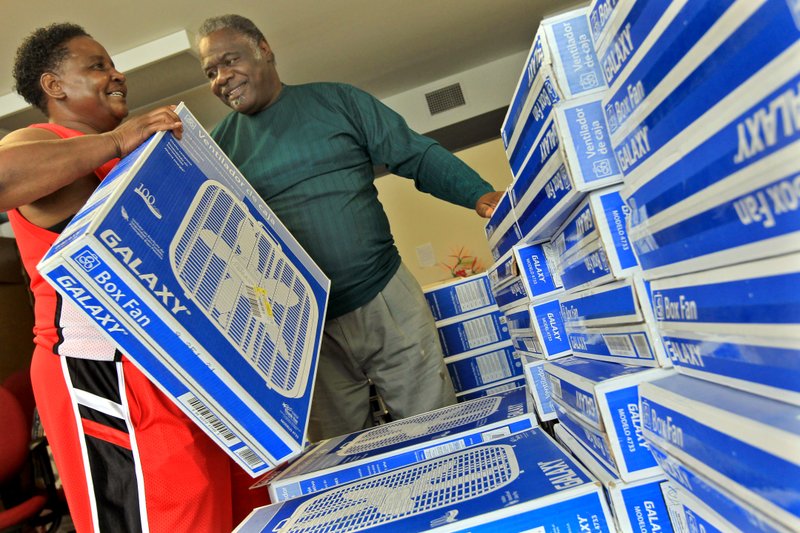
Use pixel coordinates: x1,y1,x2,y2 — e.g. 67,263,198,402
206,70,217,79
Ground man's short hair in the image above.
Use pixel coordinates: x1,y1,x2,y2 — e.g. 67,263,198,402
13,23,90,114
197,15,266,48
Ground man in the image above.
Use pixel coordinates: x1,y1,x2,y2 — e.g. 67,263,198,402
0,23,265,532
197,15,503,441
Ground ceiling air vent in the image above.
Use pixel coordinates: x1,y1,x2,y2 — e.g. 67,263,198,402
425,83,466,115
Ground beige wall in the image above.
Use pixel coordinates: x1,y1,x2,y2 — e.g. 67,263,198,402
376,137,513,288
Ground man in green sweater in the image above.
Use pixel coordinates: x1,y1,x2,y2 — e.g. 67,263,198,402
197,15,503,441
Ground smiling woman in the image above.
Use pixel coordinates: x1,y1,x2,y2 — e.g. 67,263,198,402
0,22,267,532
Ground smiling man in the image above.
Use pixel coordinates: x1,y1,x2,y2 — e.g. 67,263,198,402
197,15,503,442
0,23,265,532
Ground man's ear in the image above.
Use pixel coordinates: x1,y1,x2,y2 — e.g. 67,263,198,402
40,72,65,101
259,39,274,62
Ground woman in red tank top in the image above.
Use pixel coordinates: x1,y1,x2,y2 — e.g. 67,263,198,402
0,23,266,532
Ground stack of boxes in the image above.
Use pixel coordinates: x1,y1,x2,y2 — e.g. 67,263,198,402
597,0,800,529
236,426,616,532
423,273,524,400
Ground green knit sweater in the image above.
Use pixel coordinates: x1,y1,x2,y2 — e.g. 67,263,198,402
212,82,493,318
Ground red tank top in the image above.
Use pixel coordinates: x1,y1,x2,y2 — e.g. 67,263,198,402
7,123,119,355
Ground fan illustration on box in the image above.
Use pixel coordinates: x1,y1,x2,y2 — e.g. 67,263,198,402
336,396,502,456
275,444,519,532
170,182,316,398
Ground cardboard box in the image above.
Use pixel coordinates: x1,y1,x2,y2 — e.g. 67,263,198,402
502,6,606,160
523,360,558,422
444,341,523,392
559,276,654,328
484,188,513,244
545,357,668,481
513,241,563,301
423,273,496,322
660,330,800,406
649,252,800,338
491,276,529,312
529,293,572,359
511,335,544,357
555,424,684,533
486,248,518,290
455,376,527,403
38,104,330,476
551,186,638,292
435,309,510,357
647,441,787,533
266,386,536,501
626,141,800,279
608,1,800,179
512,96,623,244
235,428,614,532
553,399,619,474
639,374,800,531
587,0,625,47
565,322,668,368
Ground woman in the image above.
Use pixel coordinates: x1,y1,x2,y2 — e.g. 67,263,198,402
0,23,265,532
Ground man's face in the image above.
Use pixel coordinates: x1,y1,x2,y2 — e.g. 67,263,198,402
199,29,280,115
54,36,128,131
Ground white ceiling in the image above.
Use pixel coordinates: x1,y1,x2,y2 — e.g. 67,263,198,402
0,0,581,134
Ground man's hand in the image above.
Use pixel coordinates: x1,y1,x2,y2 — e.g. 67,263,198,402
475,191,504,218
105,105,183,158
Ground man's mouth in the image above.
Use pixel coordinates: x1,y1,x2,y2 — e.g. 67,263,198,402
225,84,245,102
108,91,126,98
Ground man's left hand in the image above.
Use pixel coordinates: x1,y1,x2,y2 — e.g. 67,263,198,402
475,191,504,218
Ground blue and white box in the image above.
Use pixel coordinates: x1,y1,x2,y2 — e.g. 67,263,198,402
552,186,638,292
639,374,800,531
513,241,563,301
435,309,510,357
424,273,495,322
511,335,544,357
555,424,683,533
553,400,619,474
455,376,527,403
566,322,668,368
608,1,800,180
491,276,529,312
529,293,572,360
649,252,800,338
503,7,606,174
523,360,558,422
37,104,330,476
660,330,800,406
234,428,614,533
484,188,513,244
587,0,623,47
560,276,655,328
544,357,668,481
512,96,623,245
445,341,523,392
486,248,518,290
266,387,536,501
648,441,787,533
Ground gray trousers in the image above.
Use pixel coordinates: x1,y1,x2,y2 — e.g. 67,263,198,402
307,263,457,441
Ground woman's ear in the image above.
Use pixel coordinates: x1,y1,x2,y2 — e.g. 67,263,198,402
40,71,65,101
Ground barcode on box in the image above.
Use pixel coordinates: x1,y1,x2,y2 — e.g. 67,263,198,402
632,333,654,359
179,393,241,446
603,334,636,357
422,440,468,460
464,316,500,347
481,427,512,442
454,281,492,313
235,446,267,470
547,375,563,399
476,350,513,383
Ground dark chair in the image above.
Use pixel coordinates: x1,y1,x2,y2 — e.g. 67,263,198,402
0,378,64,532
